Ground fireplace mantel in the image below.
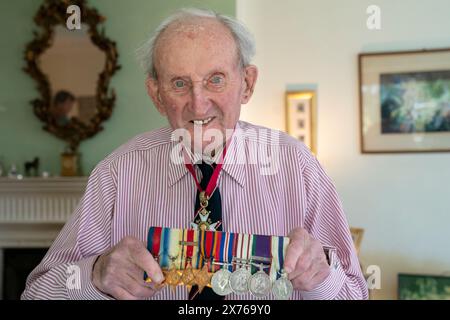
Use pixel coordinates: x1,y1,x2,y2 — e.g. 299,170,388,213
0,177,88,193
0,177,88,247
0,177,88,298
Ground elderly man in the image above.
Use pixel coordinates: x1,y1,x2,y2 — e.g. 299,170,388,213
22,8,368,300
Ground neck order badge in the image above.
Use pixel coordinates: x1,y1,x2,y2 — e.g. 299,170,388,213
185,146,227,232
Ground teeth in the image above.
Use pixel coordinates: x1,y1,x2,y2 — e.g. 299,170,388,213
192,117,213,125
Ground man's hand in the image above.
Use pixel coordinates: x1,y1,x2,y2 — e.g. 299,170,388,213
92,236,164,300
284,228,330,292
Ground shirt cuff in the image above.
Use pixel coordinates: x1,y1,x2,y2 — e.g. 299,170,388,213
67,255,113,300
299,246,346,300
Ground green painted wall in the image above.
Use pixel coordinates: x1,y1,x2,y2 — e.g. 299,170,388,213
0,0,235,176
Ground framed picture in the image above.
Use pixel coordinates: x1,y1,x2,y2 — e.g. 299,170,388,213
398,273,450,300
285,90,317,153
359,48,450,153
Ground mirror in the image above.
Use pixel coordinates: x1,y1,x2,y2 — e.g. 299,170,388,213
40,24,104,127
24,0,120,151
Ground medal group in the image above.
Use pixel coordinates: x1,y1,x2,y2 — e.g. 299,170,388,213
145,227,294,299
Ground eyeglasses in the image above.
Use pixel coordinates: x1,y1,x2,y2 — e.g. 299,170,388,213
159,72,239,96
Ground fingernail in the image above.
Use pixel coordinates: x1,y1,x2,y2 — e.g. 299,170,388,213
284,266,292,274
153,273,164,283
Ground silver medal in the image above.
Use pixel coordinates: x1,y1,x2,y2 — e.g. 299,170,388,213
211,268,233,296
272,271,293,300
249,271,272,298
229,267,251,294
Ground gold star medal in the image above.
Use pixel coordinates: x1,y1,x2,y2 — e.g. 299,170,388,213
180,263,196,290
194,264,212,294
165,266,181,291
165,255,181,291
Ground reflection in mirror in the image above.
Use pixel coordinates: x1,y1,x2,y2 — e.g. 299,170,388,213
39,24,105,127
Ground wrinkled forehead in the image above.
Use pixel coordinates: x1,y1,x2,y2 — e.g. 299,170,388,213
170,20,221,39
154,18,240,77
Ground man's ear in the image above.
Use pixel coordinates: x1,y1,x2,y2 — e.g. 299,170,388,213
146,76,167,116
241,65,258,104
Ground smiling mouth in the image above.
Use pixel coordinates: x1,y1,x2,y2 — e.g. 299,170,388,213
190,117,214,125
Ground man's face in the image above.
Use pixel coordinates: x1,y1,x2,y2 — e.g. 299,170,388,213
62,99,74,114
147,18,257,152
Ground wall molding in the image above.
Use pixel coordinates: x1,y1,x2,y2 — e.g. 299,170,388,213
0,177,87,246
0,177,87,225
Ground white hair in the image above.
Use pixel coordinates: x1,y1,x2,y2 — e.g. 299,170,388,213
136,8,256,78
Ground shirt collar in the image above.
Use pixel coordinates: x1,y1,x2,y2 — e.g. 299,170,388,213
167,121,246,188
221,122,246,188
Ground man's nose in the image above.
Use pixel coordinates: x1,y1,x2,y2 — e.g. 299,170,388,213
190,82,211,114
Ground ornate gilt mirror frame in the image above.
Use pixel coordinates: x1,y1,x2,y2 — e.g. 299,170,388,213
24,0,120,151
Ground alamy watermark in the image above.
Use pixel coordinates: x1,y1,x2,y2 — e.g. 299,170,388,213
66,5,81,30
169,126,281,176
366,5,381,30
366,264,381,290
66,265,81,290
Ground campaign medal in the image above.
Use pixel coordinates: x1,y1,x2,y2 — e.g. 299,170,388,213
229,266,251,294
229,233,252,294
211,267,233,296
194,263,212,294
272,270,293,300
145,226,162,283
165,255,181,291
248,234,273,298
272,234,293,300
180,259,196,288
180,229,197,289
160,228,181,291
192,230,214,293
211,230,233,295
249,264,272,298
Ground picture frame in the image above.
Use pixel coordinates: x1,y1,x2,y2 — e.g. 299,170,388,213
359,48,450,153
285,90,317,154
398,273,450,300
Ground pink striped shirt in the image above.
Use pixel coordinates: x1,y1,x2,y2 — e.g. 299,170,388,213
21,121,368,300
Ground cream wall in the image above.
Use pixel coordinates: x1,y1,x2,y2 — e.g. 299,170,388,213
237,0,450,299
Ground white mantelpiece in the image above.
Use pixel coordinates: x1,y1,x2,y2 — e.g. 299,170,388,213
0,177,87,298
0,177,87,247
